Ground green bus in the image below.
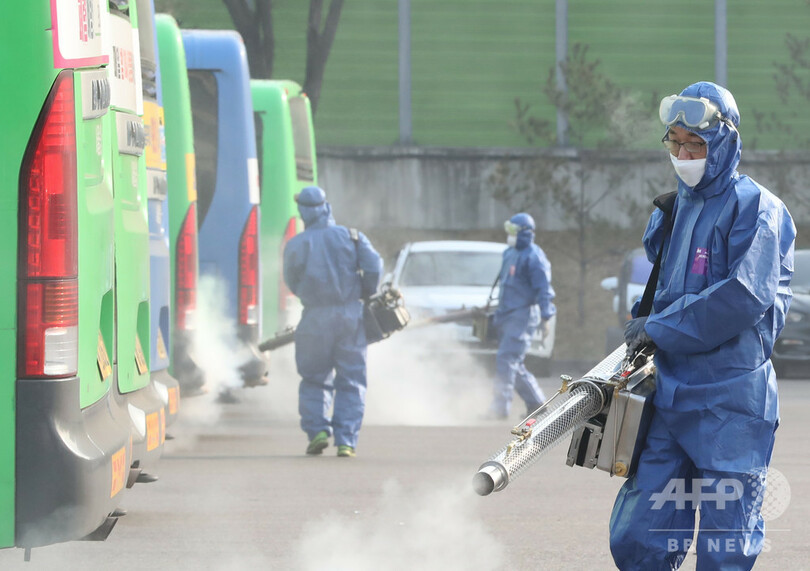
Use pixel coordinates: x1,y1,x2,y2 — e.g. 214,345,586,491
155,13,205,397
251,80,317,336
104,0,165,484
1,1,132,549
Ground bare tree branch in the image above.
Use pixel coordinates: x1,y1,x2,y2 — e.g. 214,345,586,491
304,0,344,115
223,0,274,79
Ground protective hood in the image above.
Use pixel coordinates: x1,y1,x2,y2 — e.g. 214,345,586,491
508,212,536,250
515,228,534,250
669,82,741,198
299,201,334,228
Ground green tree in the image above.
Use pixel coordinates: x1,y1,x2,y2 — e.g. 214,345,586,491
752,24,810,217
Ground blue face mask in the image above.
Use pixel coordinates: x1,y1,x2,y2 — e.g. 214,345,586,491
506,234,517,247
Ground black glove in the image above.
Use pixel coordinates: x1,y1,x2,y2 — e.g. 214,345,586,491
624,316,653,355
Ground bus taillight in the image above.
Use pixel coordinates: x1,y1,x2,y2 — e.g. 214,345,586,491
238,205,259,325
18,70,79,377
278,216,297,311
176,203,198,331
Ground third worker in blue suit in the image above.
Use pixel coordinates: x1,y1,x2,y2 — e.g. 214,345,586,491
487,213,556,419
283,186,382,458
610,82,796,570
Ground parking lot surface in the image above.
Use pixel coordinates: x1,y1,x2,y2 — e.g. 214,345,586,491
1,358,807,570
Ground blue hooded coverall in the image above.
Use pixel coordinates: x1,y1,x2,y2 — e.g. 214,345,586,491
283,187,381,449
609,82,796,570
490,215,556,417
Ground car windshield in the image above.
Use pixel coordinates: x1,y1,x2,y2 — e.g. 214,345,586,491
399,251,502,287
793,250,810,294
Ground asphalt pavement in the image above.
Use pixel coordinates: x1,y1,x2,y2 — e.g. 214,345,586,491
0,348,808,570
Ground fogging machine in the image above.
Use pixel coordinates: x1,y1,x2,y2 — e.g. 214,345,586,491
473,344,656,496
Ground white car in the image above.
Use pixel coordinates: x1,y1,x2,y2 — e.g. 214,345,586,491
384,240,555,375
599,248,654,352
600,248,653,325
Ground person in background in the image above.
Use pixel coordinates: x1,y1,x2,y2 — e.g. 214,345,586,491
283,186,382,458
486,212,556,420
611,81,796,570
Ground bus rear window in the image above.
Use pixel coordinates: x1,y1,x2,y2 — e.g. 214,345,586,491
187,70,218,227
288,96,313,182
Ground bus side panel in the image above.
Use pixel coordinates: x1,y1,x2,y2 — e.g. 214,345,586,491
77,71,116,409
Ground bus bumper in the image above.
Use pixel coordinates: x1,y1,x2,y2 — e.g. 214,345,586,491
15,376,131,548
151,367,180,429
116,380,166,484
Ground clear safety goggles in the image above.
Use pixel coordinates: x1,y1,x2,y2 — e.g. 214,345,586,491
659,95,732,131
504,221,526,236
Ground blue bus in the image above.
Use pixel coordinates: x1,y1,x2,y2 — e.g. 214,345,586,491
183,30,269,389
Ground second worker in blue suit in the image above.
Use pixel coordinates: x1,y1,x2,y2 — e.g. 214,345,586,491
283,186,382,458
487,213,556,419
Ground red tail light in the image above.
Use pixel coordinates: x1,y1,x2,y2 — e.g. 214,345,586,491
238,205,259,325
176,203,198,331
18,71,79,377
278,216,297,311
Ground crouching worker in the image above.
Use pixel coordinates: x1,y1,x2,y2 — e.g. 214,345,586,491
283,186,382,458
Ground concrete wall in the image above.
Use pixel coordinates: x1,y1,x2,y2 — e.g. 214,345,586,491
317,146,810,234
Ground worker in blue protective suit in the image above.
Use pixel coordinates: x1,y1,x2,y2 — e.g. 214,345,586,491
610,82,796,571
282,186,382,458
486,213,556,419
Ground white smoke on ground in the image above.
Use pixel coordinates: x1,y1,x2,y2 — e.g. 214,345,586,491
249,322,498,427
293,478,508,571
173,275,253,432
364,325,494,426
248,343,301,424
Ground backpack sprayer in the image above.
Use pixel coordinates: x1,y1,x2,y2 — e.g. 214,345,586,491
472,343,656,496
258,282,411,352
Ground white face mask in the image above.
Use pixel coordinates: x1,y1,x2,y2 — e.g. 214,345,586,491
506,234,517,247
669,154,706,188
